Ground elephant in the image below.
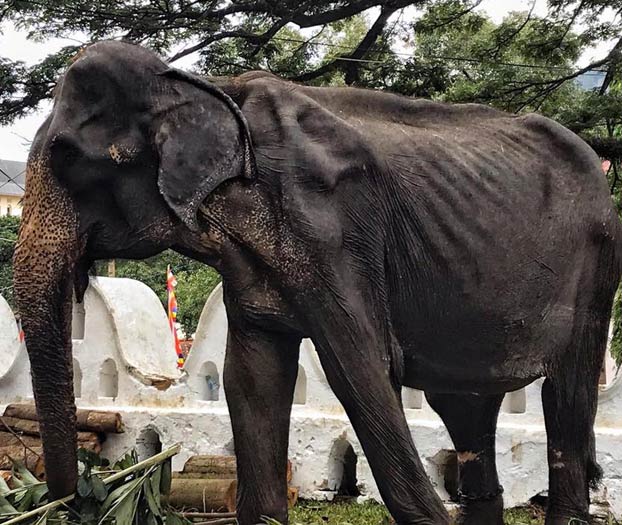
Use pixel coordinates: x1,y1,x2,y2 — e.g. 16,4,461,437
13,40,622,525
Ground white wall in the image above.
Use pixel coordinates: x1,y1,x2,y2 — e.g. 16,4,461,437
1,278,621,515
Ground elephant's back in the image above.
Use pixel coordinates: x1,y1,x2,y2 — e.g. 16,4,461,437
376,112,620,384
232,75,621,384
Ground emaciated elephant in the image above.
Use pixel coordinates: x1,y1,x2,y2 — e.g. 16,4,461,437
13,41,622,525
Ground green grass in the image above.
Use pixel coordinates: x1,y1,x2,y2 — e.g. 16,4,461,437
290,500,391,524
286,501,616,524
503,506,545,525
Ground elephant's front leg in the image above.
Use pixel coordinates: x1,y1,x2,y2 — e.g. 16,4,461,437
224,320,301,525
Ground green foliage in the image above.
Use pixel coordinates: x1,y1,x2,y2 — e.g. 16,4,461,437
0,446,180,525
0,1,619,121
403,5,582,113
0,45,80,125
0,215,20,307
198,24,318,79
611,287,622,365
174,265,220,335
0,459,48,519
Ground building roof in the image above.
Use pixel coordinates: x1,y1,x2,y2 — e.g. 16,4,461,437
0,159,26,197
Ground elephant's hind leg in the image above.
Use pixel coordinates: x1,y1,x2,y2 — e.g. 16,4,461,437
541,324,607,525
541,367,602,525
542,249,615,525
425,392,504,525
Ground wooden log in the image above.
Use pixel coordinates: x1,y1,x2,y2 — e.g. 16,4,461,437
182,456,292,474
0,438,100,481
75,409,124,434
180,456,292,481
182,456,237,477
0,417,40,437
173,472,217,479
0,432,101,452
0,432,41,448
3,405,124,434
0,446,44,474
178,512,236,519
1,405,38,421
172,472,234,481
192,519,236,525
0,417,102,443
164,478,237,512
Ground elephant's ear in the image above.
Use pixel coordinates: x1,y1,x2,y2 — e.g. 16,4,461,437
155,68,256,230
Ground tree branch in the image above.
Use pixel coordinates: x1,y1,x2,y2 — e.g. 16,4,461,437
168,30,261,63
166,0,419,68
486,0,535,59
599,36,622,95
415,0,483,32
292,1,414,83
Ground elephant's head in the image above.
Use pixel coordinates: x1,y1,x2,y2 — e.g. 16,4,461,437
13,41,255,497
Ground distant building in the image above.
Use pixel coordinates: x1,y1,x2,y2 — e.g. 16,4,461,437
0,159,26,217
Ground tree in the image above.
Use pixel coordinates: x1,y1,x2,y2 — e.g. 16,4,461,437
0,0,425,123
1,0,621,130
0,215,20,306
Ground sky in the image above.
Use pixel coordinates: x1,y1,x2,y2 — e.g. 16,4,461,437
0,0,616,161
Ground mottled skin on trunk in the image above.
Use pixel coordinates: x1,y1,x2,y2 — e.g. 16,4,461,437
14,41,622,525
13,152,82,497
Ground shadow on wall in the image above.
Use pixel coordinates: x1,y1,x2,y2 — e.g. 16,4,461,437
100,358,119,399
199,361,220,401
136,427,162,461
73,359,82,399
328,438,361,497
430,449,459,502
72,300,85,340
502,389,526,414
402,387,422,409
294,365,307,405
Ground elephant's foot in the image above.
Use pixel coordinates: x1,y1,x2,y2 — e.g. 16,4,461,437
455,494,503,525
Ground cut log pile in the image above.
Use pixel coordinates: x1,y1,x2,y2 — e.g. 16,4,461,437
0,403,124,480
168,455,299,515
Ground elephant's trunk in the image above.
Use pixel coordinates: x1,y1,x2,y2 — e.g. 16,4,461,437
13,150,82,498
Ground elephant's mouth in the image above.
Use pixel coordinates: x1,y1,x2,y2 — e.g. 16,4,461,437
73,256,92,303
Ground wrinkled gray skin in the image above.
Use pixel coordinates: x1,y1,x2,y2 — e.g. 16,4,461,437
14,41,622,525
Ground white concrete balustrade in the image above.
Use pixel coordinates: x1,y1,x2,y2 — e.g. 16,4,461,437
0,277,621,514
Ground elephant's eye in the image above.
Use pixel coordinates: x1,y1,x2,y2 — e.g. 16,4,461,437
50,134,80,167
